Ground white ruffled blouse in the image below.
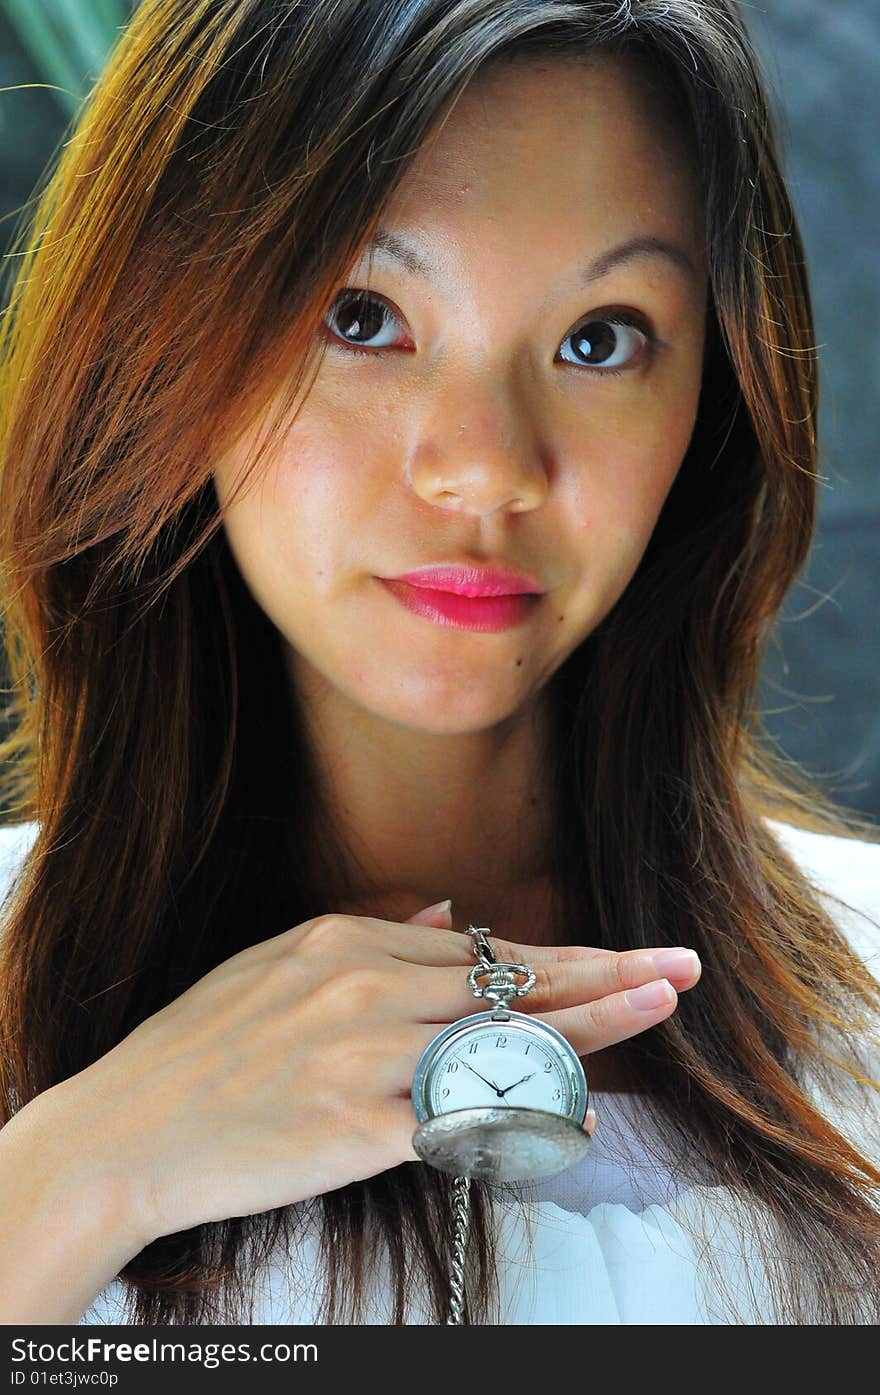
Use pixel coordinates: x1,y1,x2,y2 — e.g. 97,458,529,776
1,816,878,1324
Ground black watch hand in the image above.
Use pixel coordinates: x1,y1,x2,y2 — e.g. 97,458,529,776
461,1060,504,1096
498,1072,536,1098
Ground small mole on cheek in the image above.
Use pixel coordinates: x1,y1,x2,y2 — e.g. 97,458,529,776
558,615,564,622
515,657,523,666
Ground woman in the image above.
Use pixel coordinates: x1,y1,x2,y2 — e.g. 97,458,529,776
0,0,878,1326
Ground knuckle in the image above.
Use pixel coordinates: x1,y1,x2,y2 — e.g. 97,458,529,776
608,954,632,994
563,944,606,962
292,913,367,962
306,1035,380,1116
339,964,390,1007
584,991,617,1037
316,1033,366,1080
298,972,350,1022
271,946,310,991
310,964,389,1017
615,950,655,991
531,965,554,1006
301,913,348,946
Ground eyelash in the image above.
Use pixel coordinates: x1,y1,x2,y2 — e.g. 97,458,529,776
322,289,659,378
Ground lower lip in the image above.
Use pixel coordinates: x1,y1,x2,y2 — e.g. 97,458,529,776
379,579,542,632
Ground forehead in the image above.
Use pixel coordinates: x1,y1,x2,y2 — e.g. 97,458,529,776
382,53,704,257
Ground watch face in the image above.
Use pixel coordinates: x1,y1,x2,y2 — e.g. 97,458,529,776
414,1012,586,1123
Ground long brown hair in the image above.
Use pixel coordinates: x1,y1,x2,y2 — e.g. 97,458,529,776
1,0,878,1324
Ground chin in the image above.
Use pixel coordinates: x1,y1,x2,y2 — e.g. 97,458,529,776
350,683,528,736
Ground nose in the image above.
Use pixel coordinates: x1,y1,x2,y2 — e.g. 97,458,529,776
406,378,549,517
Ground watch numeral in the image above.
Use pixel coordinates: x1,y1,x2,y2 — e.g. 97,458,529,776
524,1043,531,1055
495,1035,507,1048
553,1088,562,1100
446,1060,459,1073
468,1041,479,1054
543,1061,553,1072
441,1087,451,1098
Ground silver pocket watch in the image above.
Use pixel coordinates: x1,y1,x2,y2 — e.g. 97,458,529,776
411,925,591,1323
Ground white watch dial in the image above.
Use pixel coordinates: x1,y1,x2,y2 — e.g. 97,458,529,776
427,1021,577,1117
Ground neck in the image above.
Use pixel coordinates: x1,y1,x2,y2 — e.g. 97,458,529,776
287,646,565,945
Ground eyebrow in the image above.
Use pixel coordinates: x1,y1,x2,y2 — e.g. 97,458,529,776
363,227,698,295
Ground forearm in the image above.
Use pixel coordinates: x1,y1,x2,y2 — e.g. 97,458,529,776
0,1085,146,1324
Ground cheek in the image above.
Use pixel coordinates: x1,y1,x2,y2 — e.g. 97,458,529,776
570,429,689,545
216,416,384,602
561,385,699,599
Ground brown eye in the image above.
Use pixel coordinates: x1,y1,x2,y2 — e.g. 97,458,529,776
559,315,654,373
324,290,400,350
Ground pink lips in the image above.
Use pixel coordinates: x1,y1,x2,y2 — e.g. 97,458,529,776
379,565,544,633
394,565,543,597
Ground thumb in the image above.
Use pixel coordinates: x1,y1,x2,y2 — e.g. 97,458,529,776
406,898,453,928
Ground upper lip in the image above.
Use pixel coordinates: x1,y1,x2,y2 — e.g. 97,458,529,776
389,563,545,597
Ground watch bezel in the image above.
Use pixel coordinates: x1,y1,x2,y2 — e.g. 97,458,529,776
411,1007,588,1126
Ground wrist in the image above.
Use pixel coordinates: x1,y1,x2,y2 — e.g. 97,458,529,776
12,1077,153,1264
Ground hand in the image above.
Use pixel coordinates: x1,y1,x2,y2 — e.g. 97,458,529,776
497,1072,535,1098
48,899,700,1250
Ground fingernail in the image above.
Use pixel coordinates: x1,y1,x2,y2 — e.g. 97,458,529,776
419,899,452,918
625,978,676,1011
585,1107,597,1133
651,948,701,979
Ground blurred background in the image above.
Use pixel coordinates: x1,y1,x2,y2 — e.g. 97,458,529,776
1,1,878,820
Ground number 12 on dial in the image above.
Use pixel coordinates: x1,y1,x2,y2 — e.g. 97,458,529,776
412,1010,588,1124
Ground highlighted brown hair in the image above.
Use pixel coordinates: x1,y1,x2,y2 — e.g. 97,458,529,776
1,0,878,1323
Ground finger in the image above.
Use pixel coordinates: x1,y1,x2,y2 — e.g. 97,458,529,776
384,921,608,969
396,1097,432,1165
534,977,680,1057
343,1096,430,1173
405,901,454,928
324,895,620,968
336,892,458,933
333,896,612,968
383,945,700,1023
278,908,602,969
515,946,701,1013
358,1023,461,1094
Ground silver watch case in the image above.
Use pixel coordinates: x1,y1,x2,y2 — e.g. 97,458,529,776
411,1007,590,1179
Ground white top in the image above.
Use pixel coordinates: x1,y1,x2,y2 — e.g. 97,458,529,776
1,816,878,1324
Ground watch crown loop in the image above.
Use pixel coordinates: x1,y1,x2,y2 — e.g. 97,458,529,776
468,960,536,1006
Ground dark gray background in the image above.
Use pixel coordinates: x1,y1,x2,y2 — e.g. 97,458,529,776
1,2,877,819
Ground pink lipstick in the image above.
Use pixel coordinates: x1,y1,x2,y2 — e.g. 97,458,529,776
378,563,544,633
394,564,543,597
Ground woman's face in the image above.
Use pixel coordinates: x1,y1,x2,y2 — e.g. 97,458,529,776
214,55,708,735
